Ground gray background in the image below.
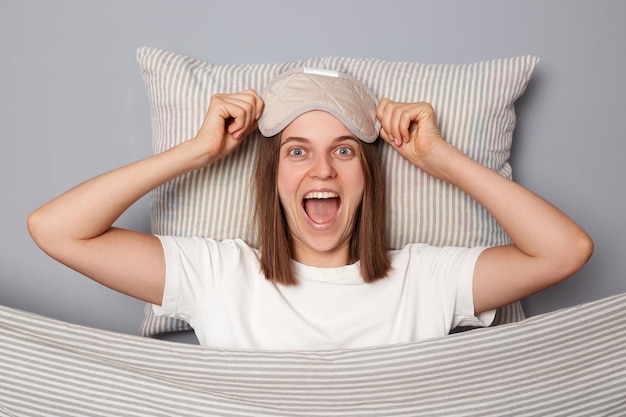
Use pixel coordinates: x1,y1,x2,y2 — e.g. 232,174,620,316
1,0,624,337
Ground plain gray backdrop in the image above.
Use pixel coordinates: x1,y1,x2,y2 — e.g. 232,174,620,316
1,0,624,337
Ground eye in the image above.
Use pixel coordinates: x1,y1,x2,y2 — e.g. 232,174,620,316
288,147,306,157
334,146,354,158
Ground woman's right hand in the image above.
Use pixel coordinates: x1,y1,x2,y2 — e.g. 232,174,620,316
193,89,264,164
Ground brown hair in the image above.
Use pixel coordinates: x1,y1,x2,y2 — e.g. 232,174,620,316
254,134,391,285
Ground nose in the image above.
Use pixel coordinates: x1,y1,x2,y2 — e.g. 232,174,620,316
309,153,336,179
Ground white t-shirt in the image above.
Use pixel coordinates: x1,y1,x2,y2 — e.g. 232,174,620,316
153,236,495,350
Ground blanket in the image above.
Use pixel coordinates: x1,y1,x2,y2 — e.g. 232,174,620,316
0,293,624,416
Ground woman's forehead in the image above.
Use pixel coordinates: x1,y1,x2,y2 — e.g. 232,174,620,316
281,110,354,140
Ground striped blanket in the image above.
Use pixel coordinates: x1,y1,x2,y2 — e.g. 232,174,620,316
1,293,624,416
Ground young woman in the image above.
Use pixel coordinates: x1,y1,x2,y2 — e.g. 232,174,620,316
27,68,593,350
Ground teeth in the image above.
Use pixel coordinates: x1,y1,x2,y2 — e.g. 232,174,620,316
304,191,338,199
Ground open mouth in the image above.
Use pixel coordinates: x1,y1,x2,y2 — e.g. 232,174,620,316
303,191,341,225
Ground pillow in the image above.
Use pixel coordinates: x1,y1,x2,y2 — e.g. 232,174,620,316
138,47,537,336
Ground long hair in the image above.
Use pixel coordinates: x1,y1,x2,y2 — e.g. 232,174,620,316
254,134,391,285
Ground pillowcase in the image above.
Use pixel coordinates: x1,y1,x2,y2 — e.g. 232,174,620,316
138,47,537,336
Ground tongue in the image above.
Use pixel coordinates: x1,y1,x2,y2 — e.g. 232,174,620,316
304,198,339,224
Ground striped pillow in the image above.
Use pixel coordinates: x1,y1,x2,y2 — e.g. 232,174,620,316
138,47,537,336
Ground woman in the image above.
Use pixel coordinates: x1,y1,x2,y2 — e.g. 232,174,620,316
27,68,593,350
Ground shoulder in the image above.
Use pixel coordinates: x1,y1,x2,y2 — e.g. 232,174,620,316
156,235,259,263
156,235,263,291
392,243,485,256
389,243,445,262
390,243,486,271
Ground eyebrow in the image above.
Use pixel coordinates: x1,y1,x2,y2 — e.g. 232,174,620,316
280,135,360,148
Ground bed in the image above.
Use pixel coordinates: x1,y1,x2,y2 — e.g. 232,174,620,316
1,293,624,416
3,49,623,415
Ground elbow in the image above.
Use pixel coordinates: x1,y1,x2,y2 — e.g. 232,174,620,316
27,209,46,249
539,230,595,291
562,231,594,279
27,208,56,255
577,232,594,268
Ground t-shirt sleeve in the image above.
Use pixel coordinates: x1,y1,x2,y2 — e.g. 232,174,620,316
151,235,209,324
405,244,495,329
151,235,253,327
449,246,496,328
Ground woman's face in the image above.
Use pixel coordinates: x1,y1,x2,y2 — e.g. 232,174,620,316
277,110,365,268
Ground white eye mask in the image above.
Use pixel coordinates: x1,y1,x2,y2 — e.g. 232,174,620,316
258,67,381,143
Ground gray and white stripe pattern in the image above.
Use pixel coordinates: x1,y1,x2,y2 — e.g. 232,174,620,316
1,293,624,416
138,48,538,335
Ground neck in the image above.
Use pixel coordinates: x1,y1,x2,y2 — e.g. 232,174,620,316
291,240,353,268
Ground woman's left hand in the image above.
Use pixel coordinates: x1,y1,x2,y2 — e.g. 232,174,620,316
376,99,448,175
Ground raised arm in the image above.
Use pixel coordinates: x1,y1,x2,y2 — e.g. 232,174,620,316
27,90,263,305
376,99,593,314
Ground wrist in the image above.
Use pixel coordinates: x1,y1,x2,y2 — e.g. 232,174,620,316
172,138,216,172
418,142,466,182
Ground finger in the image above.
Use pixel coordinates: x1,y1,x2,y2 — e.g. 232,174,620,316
219,92,262,139
378,125,389,144
233,89,264,128
377,99,402,146
389,105,412,144
411,102,440,141
230,89,262,119
244,88,265,120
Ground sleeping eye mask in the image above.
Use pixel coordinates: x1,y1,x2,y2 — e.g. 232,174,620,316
258,67,381,143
